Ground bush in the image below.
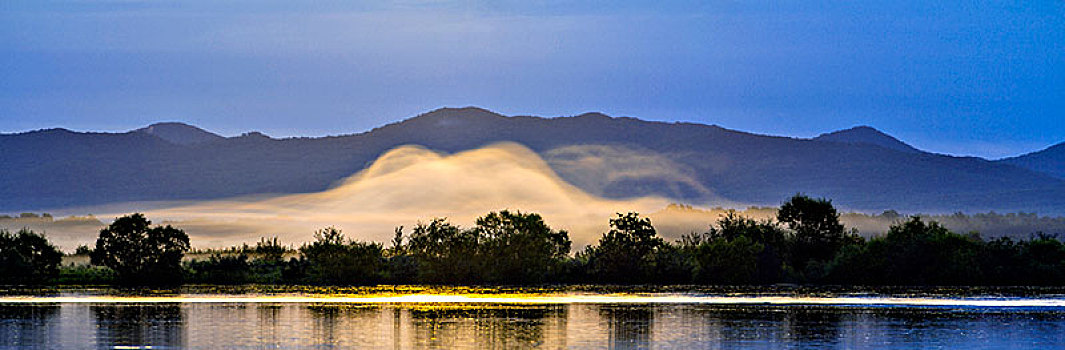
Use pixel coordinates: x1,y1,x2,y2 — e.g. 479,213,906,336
55,265,115,285
1019,235,1065,285
186,254,252,284
827,217,983,285
692,236,763,284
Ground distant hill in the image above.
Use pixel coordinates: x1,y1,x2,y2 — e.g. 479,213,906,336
134,122,224,145
3,107,1065,215
999,142,1065,179
813,126,922,154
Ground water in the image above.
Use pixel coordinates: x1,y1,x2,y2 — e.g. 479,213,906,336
2,288,1065,349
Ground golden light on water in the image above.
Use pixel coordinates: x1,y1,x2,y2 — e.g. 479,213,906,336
2,293,1064,308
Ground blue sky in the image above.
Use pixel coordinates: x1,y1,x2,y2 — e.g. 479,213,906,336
1,0,1062,159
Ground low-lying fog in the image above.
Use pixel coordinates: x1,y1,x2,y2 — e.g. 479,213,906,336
6,142,1063,251
8,143,729,250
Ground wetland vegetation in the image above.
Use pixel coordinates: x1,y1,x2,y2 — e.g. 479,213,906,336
4,195,1065,287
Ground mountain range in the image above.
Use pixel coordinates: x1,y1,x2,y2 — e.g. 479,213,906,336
3,107,1064,214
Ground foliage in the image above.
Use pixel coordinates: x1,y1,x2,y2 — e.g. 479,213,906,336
778,194,860,279
829,217,986,285
647,243,695,284
585,212,663,283
692,236,763,284
1016,235,1065,285
299,227,384,285
54,265,114,285
0,229,63,284
253,237,288,263
186,254,252,284
73,244,93,256
90,213,190,285
475,210,571,283
14,195,1065,287
406,219,481,283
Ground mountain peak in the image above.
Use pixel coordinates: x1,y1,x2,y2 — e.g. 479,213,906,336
574,112,612,119
813,125,922,154
406,106,506,126
135,122,223,146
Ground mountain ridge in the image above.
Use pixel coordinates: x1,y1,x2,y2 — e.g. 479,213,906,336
2,107,1064,215
999,142,1065,179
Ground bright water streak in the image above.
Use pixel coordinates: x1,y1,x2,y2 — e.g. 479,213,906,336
4,293,1065,349
3,293,1065,308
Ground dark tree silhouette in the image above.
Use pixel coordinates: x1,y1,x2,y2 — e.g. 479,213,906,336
186,254,251,284
585,212,663,283
680,211,786,284
827,217,981,285
778,194,855,278
475,210,571,283
253,237,287,263
299,227,383,285
0,229,63,284
406,218,481,283
90,213,190,284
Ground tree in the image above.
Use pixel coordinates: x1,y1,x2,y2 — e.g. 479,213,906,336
692,236,763,284
826,217,981,285
186,254,251,284
1019,234,1065,285
90,213,190,284
0,229,63,284
253,237,287,263
74,244,94,256
299,227,383,285
406,218,481,283
686,211,786,284
587,212,663,283
777,194,855,278
475,210,571,283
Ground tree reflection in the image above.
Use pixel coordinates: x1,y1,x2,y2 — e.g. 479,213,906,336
92,304,184,349
0,304,60,347
598,304,653,349
408,305,564,348
786,306,843,346
305,303,380,346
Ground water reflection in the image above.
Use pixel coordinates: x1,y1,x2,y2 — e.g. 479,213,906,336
0,304,60,347
407,305,565,348
598,305,653,349
0,302,1063,349
92,304,184,349
788,306,843,345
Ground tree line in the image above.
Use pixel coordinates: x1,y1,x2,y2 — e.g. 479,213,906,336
2,195,1065,286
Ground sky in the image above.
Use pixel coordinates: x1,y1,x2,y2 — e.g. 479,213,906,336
1,0,1062,159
